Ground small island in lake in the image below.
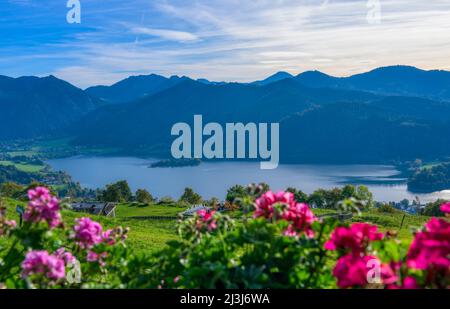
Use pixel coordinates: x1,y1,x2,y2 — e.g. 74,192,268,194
149,158,201,168
407,162,450,193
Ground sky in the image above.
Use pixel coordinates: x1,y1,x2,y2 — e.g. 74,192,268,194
1,0,450,88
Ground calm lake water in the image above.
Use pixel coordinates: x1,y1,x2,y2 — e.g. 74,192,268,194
47,156,450,203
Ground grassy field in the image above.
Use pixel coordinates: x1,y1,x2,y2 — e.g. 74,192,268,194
115,202,188,217
0,198,178,255
0,160,45,173
1,198,435,255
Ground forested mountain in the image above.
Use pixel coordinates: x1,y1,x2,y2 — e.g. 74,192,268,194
279,103,450,163
0,75,103,140
85,74,190,104
3,65,450,163
70,78,379,150
296,65,450,101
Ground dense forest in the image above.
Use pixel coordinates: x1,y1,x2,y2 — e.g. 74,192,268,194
408,163,450,193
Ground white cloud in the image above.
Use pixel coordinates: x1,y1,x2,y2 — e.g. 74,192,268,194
7,0,446,87
131,27,199,42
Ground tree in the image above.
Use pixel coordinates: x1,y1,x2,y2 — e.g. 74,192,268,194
135,189,154,205
341,185,356,200
226,185,247,203
206,197,220,209
286,187,308,203
101,180,132,202
179,187,202,205
0,182,23,199
422,199,447,217
399,199,410,209
355,185,374,208
308,189,327,208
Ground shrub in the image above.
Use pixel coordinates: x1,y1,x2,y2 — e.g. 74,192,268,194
135,189,154,205
378,203,397,213
101,180,132,202
179,187,202,205
422,199,448,217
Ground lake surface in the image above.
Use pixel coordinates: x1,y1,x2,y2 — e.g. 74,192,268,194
47,156,450,203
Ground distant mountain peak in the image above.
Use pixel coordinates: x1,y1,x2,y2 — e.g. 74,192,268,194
253,71,294,86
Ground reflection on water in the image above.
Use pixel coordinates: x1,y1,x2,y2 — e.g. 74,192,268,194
47,156,450,203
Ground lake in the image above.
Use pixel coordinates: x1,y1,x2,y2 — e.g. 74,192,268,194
47,156,450,203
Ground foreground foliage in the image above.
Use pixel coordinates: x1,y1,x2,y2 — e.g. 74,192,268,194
0,187,448,289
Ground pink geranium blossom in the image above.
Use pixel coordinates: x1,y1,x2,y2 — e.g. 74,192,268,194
54,248,76,265
21,250,65,281
254,191,317,237
87,251,108,267
254,191,294,219
380,262,420,289
407,218,450,272
196,209,217,231
282,202,317,237
333,254,379,288
23,187,62,229
73,217,103,249
325,223,383,253
440,202,450,214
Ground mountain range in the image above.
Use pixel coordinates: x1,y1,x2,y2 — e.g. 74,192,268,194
2,65,450,163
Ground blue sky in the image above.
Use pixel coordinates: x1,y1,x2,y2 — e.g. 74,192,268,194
1,0,450,88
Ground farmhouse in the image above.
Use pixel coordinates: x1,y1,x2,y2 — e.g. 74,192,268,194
69,202,117,217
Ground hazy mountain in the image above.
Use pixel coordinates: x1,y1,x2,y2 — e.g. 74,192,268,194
0,75,103,140
296,65,450,101
4,65,450,163
69,78,386,155
85,74,190,104
253,71,294,86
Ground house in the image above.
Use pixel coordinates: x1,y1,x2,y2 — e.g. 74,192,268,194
69,202,117,217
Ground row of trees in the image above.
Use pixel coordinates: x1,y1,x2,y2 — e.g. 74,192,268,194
225,183,374,210
98,180,203,205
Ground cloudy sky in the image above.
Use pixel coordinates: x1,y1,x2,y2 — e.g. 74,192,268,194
1,0,450,88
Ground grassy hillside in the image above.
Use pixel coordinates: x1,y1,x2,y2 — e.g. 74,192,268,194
115,202,188,217
0,160,45,173
0,198,177,255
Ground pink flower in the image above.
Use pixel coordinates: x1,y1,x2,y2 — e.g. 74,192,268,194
1,207,17,236
401,277,420,289
407,218,450,272
27,186,50,200
380,262,420,289
282,202,317,237
254,191,317,237
23,187,61,229
21,250,65,281
0,219,16,236
101,229,115,245
87,251,108,267
333,254,379,288
381,262,420,289
54,248,76,265
73,217,103,249
440,202,450,214
254,191,295,219
325,223,383,253
196,209,217,231
380,262,400,286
